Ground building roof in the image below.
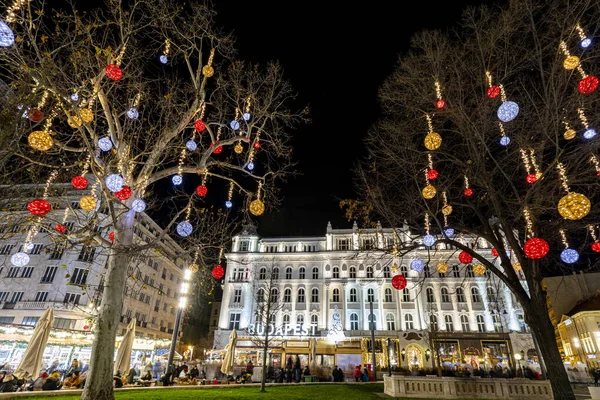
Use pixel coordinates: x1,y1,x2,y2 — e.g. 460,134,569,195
566,291,600,316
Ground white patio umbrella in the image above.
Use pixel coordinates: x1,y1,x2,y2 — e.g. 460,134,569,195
309,338,317,366
220,329,237,376
13,307,54,380
114,318,136,375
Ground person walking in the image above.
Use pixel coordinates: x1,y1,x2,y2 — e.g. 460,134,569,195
286,356,293,383
362,367,369,382
152,359,163,380
294,356,301,382
354,365,362,382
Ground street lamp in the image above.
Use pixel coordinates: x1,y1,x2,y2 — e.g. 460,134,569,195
425,349,431,362
188,345,194,361
386,338,392,377
167,268,192,374
515,352,522,376
401,348,406,362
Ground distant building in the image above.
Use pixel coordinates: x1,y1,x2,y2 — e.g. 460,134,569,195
208,301,221,346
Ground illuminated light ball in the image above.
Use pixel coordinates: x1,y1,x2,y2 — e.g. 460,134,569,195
109,232,115,242
436,262,448,274
230,120,240,130
526,173,537,184
247,162,255,171
132,199,146,212
159,55,168,64
512,262,522,271
249,199,265,216
211,265,225,279
189,263,199,273
391,274,407,290
79,108,94,124
487,85,501,99
563,129,576,140
105,174,124,192
98,137,113,151
497,101,519,122
523,237,550,259
194,120,206,132
423,234,435,247
435,99,445,109
557,192,591,220
172,175,183,185
424,132,442,150
591,242,600,253
114,185,132,200
67,115,82,128
71,93,79,102
444,227,455,237
213,143,223,154
491,248,499,257
391,264,399,274
202,65,214,77
254,141,261,149
499,136,511,146
54,224,66,234
24,242,34,251
442,204,453,216
234,143,243,154
243,112,251,121
578,75,599,94
563,55,580,70
27,199,51,216
560,248,579,264
28,108,44,123
127,107,139,120
105,64,123,81
71,176,88,190
473,263,486,276
11,252,30,267
463,188,473,197
581,38,592,48
186,139,197,151
0,20,15,47
458,251,473,264
83,325,89,331
176,221,193,237
225,200,233,209
28,131,53,151
80,196,97,211
422,185,436,199
195,185,208,197
427,169,438,180
410,258,424,272
21,107,28,118
584,128,597,139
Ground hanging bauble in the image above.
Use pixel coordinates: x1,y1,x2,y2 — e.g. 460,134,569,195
79,108,94,124
499,136,511,146
512,262,522,271
557,192,591,220
391,274,407,290
584,129,597,139
563,129,576,140
189,263,199,273
225,200,233,209
444,227,454,237
80,196,97,211
71,93,79,102
250,199,265,216
473,263,486,276
172,175,183,185
186,140,197,151
578,75,599,94
24,242,33,251
391,264,399,274
28,108,44,123
115,186,132,200
132,199,146,212
424,132,442,150
523,237,550,259
54,224,66,234
67,114,83,128
487,85,501,99
422,185,436,199
105,64,123,81
243,112,251,121
127,107,139,120
497,101,519,122
0,20,15,47
463,188,473,197
98,137,113,151
202,65,215,77
109,232,115,242
491,248,499,257
247,162,255,171
458,251,473,264
423,234,435,247
105,174,125,192
435,99,445,109
194,120,206,132
71,176,88,190
27,199,51,216
254,141,261,149
442,205,453,216
11,252,30,267
581,38,592,48
427,169,438,180
159,55,168,64
211,265,225,279
28,131,53,151
234,143,243,154
563,56,580,70
195,185,208,197
526,173,537,184
176,221,193,237
560,248,579,264
436,262,448,274
410,258,424,272
213,143,223,154
230,120,240,130
592,242,600,253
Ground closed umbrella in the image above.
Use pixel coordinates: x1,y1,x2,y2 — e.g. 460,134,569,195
114,318,136,375
13,307,54,380
220,329,237,375
309,338,317,366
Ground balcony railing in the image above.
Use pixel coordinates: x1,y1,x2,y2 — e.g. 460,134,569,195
15,301,73,310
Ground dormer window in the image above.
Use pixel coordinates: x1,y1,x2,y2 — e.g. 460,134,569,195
239,240,249,252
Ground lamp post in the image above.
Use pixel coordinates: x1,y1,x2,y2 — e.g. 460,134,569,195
386,338,392,377
515,352,522,377
167,268,192,374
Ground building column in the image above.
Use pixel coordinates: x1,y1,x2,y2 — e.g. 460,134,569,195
378,283,385,330
342,282,348,330
324,281,330,330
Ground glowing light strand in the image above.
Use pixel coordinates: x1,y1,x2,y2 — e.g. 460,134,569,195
499,84,507,103
556,162,570,193
589,225,598,242
590,154,600,175
5,0,29,23
559,228,569,249
519,149,532,175
523,207,534,239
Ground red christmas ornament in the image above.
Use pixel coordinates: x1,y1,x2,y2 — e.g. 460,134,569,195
463,188,473,197
487,85,501,99
578,75,599,94
71,176,89,190
523,237,550,259
491,248,499,257
253,141,261,149
392,274,407,290
105,64,123,81
83,325,89,330
427,169,439,180
27,199,51,216
212,141,223,154
109,232,115,242
458,251,473,264
592,242,600,253
195,185,208,197
597,171,600,177
194,120,206,132
212,265,225,279
28,108,44,123
54,224,66,234
115,186,132,200
526,173,537,184
435,99,445,109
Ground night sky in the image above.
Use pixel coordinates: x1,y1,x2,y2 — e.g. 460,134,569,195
211,0,502,237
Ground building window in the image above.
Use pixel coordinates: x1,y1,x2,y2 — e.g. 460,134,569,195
368,313,376,330
405,314,414,330
517,314,528,332
350,313,359,330
269,267,278,280
39,266,57,284
0,292,8,302
299,267,306,279
70,268,88,285
0,317,14,324
445,315,454,331
77,246,95,262
259,268,266,280
257,289,265,303
440,288,450,303
383,266,390,278
402,288,410,302
311,314,318,326
424,265,431,277
426,287,435,303
297,314,304,326
349,266,356,279
311,288,319,302
367,288,375,303
285,267,292,279
233,289,242,304
366,266,374,278
10,292,24,303
270,288,278,303
471,287,481,303
7,267,20,278
362,238,374,250
22,317,39,326
239,241,249,252
333,266,339,279
487,287,496,302
63,293,80,305
337,239,349,250
34,291,48,302
493,314,502,332
400,265,408,274
332,288,340,302
461,315,469,331
476,315,485,332
0,244,15,255
283,288,291,303
384,288,392,302
386,314,395,330
229,313,240,330
297,288,305,303
53,318,76,330
466,265,474,277
430,314,437,328
452,265,460,277
47,243,65,260
456,287,466,303
350,288,357,302
312,267,319,279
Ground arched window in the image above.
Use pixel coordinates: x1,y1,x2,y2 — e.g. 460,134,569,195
386,313,396,330
426,287,435,303
487,287,496,302
312,267,319,279
441,288,450,303
257,288,265,302
368,313,377,330
471,287,481,303
272,267,279,280
283,288,291,303
332,288,340,302
270,288,278,303
452,265,460,277
259,268,266,280
297,314,304,325
283,314,290,325
299,267,306,279
349,266,356,279
311,314,318,326
476,315,485,332
405,314,414,330
493,314,502,332
402,288,410,302
350,313,359,330
297,288,305,303
367,288,375,302
466,265,474,277
424,265,431,277
311,288,319,302
285,267,292,279
456,287,466,303
430,314,437,328
366,266,374,278
384,288,392,302
445,315,454,331
461,315,469,331
400,265,408,274
350,288,357,302
333,266,339,279
383,266,391,278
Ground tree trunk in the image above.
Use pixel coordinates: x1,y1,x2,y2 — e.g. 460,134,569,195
81,210,135,400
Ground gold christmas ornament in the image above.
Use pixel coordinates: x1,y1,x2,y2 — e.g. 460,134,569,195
512,262,522,272
68,115,82,128
563,129,576,140
80,195,97,211
557,192,591,220
473,263,486,276
424,132,442,150
28,131,53,151
234,143,243,154
202,65,214,77
442,204,453,216
436,262,448,274
391,264,399,274
563,55,580,70
422,185,437,199
249,199,265,216
79,108,94,124
189,263,199,273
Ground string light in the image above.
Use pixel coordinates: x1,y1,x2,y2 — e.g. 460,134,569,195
463,175,473,197
575,24,592,48
424,114,442,151
498,122,510,146
486,71,501,99
160,39,170,64
560,41,581,70
243,96,252,121
522,207,534,239
427,154,438,180
5,0,29,24
563,120,576,140
225,182,234,209
589,225,600,253
497,85,519,122
559,228,579,263
423,212,434,247
202,48,215,78
434,80,445,109
422,168,436,199
590,154,600,176
249,182,265,216
578,108,596,139
520,149,536,183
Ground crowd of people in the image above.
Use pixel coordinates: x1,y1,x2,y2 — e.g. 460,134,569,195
0,358,88,392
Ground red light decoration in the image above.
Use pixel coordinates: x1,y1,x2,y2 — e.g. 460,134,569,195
435,99,445,109
463,188,473,197
195,185,208,197
526,173,537,184
392,274,407,290
115,186,132,200
427,169,439,180
54,224,66,234
592,242,600,253
458,251,473,264
83,325,89,330
105,64,123,81
491,248,499,257
578,76,599,94
194,120,206,132
597,171,600,177
254,141,261,149
27,199,51,216
212,141,223,154
523,237,550,259
212,265,225,279
71,176,89,190
28,108,44,123
487,85,501,99
109,232,115,242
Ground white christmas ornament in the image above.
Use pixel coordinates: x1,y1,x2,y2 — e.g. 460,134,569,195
172,175,182,185
497,101,519,122
230,120,240,130
71,93,79,102
186,140,197,151
177,221,193,237
11,252,30,267
159,55,168,64
0,20,15,47
132,199,146,212
98,137,113,151
127,107,139,120
24,243,34,251
243,113,251,121
105,174,125,192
